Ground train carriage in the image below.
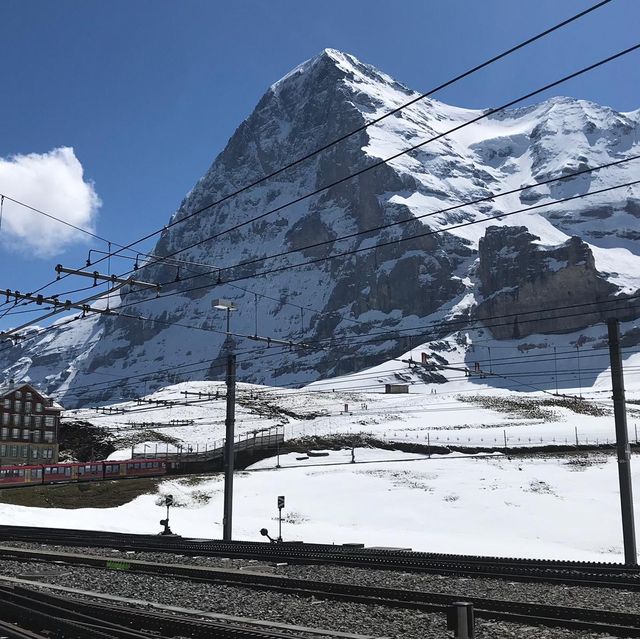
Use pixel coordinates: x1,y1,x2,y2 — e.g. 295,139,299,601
77,463,104,482
0,464,43,487
0,458,167,488
124,459,166,478
43,463,76,483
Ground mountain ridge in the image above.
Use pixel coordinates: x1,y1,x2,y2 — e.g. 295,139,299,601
2,49,639,406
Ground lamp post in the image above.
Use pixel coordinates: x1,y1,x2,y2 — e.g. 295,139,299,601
213,299,238,541
213,299,237,334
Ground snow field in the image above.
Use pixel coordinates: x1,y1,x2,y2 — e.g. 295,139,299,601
2,448,638,562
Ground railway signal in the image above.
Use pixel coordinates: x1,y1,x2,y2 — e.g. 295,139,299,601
277,495,285,542
160,494,174,535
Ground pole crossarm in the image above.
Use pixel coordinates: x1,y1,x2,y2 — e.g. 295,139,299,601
55,264,161,292
0,288,119,341
246,333,318,350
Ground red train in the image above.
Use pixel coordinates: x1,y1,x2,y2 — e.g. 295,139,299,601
0,458,167,488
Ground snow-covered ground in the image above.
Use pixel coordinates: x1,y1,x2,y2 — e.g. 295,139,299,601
9,338,640,562
2,448,638,562
64,363,640,458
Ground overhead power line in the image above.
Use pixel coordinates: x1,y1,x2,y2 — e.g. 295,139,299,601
115,155,639,292
132,42,640,272
112,177,640,304
38,1,614,289
26,290,640,404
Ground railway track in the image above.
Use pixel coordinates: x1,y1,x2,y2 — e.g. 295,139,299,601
0,524,637,590
1,545,640,636
0,582,330,639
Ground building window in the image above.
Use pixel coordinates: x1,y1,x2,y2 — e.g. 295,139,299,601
21,446,28,457
2,414,8,426
25,392,32,400
44,416,54,428
0,445,5,456
35,403,42,413
11,428,19,439
14,401,21,412
1,427,8,438
12,415,19,427
32,431,40,442
21,429,29,440
25,402,31,413
10,445,17,457
31,448,38,459
44,431,53,443
15,391,22,399
3,399,9,409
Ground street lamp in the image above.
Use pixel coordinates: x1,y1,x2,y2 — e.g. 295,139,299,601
213,299,237,333
213,298,238,541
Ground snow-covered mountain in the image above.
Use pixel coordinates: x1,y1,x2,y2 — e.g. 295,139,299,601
3,48,640,406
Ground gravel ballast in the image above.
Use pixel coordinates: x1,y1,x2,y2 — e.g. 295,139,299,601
0,543,632,639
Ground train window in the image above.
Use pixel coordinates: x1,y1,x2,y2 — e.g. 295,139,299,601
65,467,71,476
113,464,120,472
18,470,24,477
35,469,42,478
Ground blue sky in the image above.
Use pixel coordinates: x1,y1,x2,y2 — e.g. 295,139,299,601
0,0,638,330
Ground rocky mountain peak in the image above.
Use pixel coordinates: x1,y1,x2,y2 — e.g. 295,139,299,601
2,51,639,405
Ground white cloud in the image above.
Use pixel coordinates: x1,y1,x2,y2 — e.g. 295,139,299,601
0,147,101,256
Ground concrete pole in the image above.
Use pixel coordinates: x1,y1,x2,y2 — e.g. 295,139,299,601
607,318,637,565
222,353,236,541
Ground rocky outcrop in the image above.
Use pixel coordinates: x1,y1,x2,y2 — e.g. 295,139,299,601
476,226,636,338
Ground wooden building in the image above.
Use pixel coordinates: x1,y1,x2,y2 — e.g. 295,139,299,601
0,381,62,465
384,383,409,394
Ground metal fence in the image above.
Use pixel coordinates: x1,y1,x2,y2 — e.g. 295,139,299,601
132,432,284,463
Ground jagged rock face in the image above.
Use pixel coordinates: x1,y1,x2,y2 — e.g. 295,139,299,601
475,226,631,338
1,50,639,405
